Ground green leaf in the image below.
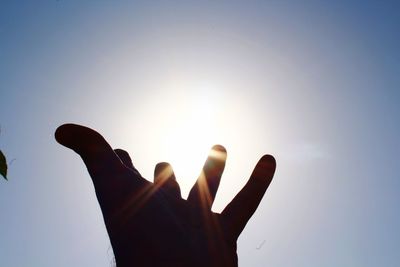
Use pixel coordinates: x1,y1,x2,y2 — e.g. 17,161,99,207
0,150,7,180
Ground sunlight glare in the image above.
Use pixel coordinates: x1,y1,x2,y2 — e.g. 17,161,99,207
160,84,223,194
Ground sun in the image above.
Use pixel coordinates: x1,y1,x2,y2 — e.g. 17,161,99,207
163,110,216,188
157,86,224,194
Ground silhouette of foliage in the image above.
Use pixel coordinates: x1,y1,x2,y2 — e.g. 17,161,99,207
0,150,7,180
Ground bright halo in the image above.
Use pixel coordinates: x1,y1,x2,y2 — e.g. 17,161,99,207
160,85,223,192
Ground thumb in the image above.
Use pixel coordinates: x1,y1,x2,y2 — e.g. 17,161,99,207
55,123,123,178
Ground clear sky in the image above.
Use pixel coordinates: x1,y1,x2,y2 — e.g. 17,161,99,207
1,1,399,266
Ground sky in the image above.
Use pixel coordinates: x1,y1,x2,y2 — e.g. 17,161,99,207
0,1,399,266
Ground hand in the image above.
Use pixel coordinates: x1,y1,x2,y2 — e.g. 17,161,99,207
55,124,276,267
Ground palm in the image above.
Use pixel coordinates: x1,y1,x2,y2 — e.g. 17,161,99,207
55,124,276,267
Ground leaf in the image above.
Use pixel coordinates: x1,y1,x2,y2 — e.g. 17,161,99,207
0,150,7,180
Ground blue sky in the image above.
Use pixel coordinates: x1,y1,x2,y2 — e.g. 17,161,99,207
1,1,399,266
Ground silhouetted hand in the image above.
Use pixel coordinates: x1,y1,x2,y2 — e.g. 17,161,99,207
55,124,276,267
